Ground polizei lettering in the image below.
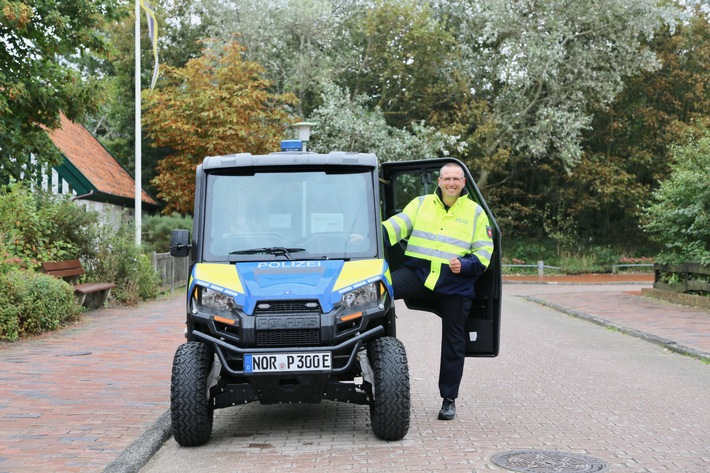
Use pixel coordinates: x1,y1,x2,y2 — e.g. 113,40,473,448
257,261,322,268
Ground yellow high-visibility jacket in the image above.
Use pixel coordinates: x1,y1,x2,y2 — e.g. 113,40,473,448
383,188,493,297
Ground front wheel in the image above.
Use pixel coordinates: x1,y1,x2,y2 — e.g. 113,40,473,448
367,336,410,440
171,341,215,446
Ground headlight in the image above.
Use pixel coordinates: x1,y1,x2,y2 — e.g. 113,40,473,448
341,282,381,308
200,287,236,311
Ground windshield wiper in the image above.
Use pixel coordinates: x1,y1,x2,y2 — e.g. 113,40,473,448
229,247,305,260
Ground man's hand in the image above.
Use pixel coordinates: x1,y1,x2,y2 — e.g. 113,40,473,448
449,257,461,274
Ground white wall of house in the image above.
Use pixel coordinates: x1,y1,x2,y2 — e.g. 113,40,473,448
25,155,144,230
73,199,130,229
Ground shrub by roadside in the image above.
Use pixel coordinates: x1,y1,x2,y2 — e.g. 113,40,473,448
84,215,162,305
141,213,193,253
0,269,81,342
1,183,163,308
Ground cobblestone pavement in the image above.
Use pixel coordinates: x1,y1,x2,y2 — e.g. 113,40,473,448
0,281,708,472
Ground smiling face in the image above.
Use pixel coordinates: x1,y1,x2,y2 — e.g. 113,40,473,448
437,163,466,205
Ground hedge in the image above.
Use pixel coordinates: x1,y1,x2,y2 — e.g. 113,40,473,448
0,270,81,341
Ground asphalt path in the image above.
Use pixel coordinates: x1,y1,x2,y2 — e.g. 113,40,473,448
139,285,710,473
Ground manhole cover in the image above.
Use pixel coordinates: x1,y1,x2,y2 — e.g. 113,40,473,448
491,450,608,473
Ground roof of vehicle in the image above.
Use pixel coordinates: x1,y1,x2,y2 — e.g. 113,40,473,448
201,151,379,171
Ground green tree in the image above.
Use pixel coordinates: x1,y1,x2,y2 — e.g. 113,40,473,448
509,8,710,248
0,0,121,181
308,82,461,161
441,0,680,186
574,10,710,246
158,0,214,69
202,0,343,117
83,8,152,176
642,127,710,265
142,41,298,213
342,0,458,128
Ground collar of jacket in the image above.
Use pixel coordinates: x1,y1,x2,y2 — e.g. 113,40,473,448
434,186,469,209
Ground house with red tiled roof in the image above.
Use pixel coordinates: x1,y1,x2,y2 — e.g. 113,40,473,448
44,114,159,218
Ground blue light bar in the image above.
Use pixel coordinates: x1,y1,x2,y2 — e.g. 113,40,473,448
280,140,303,151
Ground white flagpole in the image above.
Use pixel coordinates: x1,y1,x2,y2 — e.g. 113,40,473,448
134,0,142,245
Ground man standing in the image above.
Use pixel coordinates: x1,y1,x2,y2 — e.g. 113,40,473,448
382,162,494,420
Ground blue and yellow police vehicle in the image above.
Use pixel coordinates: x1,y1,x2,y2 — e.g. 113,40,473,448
168,146,501,446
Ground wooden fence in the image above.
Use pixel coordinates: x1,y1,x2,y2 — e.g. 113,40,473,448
654,263,710,294
152,252,190,293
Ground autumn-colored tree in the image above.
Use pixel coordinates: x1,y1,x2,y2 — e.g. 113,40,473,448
142,41,298,213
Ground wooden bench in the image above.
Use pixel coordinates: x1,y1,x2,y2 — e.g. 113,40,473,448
41,259,116,309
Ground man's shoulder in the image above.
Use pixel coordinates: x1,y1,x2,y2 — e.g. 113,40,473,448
407,194,432,208
457,197,480,208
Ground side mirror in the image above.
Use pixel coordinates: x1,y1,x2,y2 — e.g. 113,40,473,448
170,229,191,257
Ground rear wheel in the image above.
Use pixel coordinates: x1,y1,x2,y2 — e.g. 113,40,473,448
367,336,410,440
171,341,215,446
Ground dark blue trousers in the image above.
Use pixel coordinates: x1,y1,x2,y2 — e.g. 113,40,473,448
391,266,472,400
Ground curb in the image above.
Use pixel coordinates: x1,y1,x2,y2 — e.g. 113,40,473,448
641,287,710,310
526,296,710,363
103,410,172,473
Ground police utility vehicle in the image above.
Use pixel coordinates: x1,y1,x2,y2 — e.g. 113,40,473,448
169,143,501,446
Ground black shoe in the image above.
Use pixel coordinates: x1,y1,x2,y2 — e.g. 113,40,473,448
438,398,456,420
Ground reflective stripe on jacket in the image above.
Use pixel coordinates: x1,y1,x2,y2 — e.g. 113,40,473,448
383,188,493,296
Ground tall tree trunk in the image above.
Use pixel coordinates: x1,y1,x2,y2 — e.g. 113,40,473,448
476,169,490,189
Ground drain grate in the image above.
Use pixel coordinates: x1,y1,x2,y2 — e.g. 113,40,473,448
491,449,608,473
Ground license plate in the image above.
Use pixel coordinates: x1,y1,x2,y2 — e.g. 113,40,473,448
244,352,332,374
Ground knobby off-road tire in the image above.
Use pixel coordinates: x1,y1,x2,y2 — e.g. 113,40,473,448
368,336,410,440
171,341,215,446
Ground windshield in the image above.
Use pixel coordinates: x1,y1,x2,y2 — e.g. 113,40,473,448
203,169,377,261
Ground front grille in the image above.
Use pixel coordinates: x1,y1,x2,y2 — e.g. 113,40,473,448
254,300,321,315
256,329,320,347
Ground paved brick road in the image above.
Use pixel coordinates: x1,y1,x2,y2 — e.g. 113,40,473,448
509,282,710,358
0,294,184,472
1,281,708,472
142,283,710,473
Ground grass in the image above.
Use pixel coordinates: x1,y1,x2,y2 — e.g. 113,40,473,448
501,241,657,276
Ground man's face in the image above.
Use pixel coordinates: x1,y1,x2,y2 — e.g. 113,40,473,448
437,166,466,199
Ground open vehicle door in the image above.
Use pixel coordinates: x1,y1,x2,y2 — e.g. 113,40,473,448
380,158,502,357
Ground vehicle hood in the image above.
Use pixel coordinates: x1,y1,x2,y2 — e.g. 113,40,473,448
189,260,392,314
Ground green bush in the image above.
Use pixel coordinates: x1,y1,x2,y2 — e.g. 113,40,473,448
33,189,100,260
1,183,163,307
141,213,193,253
501,239,658,274
642,128,710,266
558,253,608,274
85,214,161,305
502,238,557,265
0,269,81,341
0,183,100,267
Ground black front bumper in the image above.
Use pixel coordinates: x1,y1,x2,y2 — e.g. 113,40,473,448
193,324,383,376
197,326,383,407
